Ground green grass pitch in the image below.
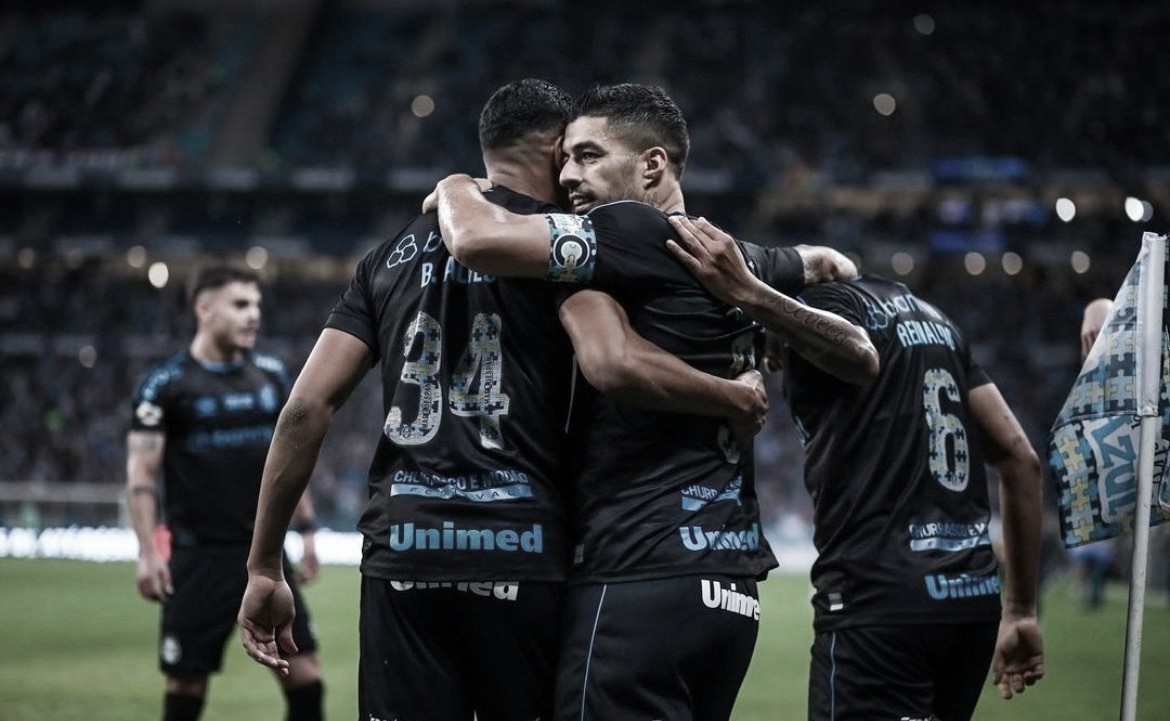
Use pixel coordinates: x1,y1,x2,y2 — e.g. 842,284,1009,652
1,557,1168,720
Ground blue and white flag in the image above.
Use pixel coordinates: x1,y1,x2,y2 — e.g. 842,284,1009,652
1048,233,1170,548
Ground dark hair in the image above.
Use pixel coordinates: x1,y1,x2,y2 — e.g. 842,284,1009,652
186,265,260,308
573,83,690,176
478,78,573,151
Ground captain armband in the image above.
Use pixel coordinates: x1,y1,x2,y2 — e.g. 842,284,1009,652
545,213,597,283
129,486,158,497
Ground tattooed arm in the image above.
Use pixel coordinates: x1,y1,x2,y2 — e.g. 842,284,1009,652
666,215,878,385
126,430,171,602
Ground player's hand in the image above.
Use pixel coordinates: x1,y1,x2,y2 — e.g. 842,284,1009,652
794,244,859,285
135,551,172,603
421,174,493,214
725,369,769,445
666,215,759,308
238,573,298,676
296,536,320,585
1080,297,1113,361
991,613,1045,699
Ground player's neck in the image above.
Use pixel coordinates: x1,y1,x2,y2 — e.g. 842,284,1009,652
649,183,685,215
487,167,557,205
189,333,242,366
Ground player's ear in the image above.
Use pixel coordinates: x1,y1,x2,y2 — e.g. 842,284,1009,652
641,146,668,187
553,134,566,169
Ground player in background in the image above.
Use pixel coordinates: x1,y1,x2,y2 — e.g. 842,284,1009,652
1067,296,1118,609
667,216,1046,721
428,82,877,721
237,79,768,721
126,265,324,721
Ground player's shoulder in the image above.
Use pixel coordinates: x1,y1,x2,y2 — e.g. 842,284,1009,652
135,351,190,400
485,186,559,215
250,351,287,376
584,199,670,232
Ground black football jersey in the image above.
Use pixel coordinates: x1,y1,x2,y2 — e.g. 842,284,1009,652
130,350,290,546
782,275,1002,630
327,187,575,582
551,200,802,583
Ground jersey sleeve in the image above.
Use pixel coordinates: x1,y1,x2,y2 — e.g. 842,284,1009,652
541,202,695,289
740,242,804,295
130,364,171,433
325,247,382,362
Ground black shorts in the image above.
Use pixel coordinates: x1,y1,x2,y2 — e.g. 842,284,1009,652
160,545,317,677
555,575,761,721
359,577,564,721
807,621,998,721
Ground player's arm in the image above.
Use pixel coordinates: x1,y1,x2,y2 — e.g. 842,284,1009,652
290,491,320,585
559,289,767,443
794,243,859,285
126,429,171,602
1080,297,1113,360
665,215,879,386
968,381,1045,699
432,173,555,277
240,328,372,674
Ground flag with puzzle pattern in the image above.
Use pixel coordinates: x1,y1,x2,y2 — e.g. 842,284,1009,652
1048,232,1170,548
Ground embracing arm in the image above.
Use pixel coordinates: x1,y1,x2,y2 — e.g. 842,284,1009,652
559,289,768,443
969,382,1045,699
126,429,171,602
433,173,553,277
666,215,878,385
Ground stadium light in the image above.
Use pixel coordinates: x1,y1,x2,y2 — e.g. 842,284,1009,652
148,262,169,289
1070,250,1091,274
963,252,986,276
1055,197,1076,222
890,251,915,276
411,94,435,118
1125,196,1153,222
913,13,935,35
1002,251,1023,276
126,245,147,269
245,245,268,270
873,93,896,116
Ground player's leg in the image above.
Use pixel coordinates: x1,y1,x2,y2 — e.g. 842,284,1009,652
159,547,239,721
277,555,325,721
556,575,760,721
807,625,934,721
684,576,761,721
457,581,563,721
163,675,208,721
358,577,473,721
931,621,997,721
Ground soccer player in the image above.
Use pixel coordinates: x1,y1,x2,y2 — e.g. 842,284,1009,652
236,79,768,721
667,216,1047,720
125,265,324,721
429,83,878,721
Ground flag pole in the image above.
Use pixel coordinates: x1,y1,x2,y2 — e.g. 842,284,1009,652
1120,232,1165,721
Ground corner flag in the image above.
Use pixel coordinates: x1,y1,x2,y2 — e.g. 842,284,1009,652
1048,232,1170,548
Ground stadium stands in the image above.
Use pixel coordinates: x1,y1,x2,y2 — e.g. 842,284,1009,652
0,0,1155,532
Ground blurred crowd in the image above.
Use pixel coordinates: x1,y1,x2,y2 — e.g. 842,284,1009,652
0,1,1156,534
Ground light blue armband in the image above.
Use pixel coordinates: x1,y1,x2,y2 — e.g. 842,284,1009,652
545,213,597,283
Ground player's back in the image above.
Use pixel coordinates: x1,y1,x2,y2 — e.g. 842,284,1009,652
327,187,574,582
784,275,1000,629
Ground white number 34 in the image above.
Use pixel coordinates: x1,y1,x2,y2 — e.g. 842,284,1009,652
384,311,510,450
